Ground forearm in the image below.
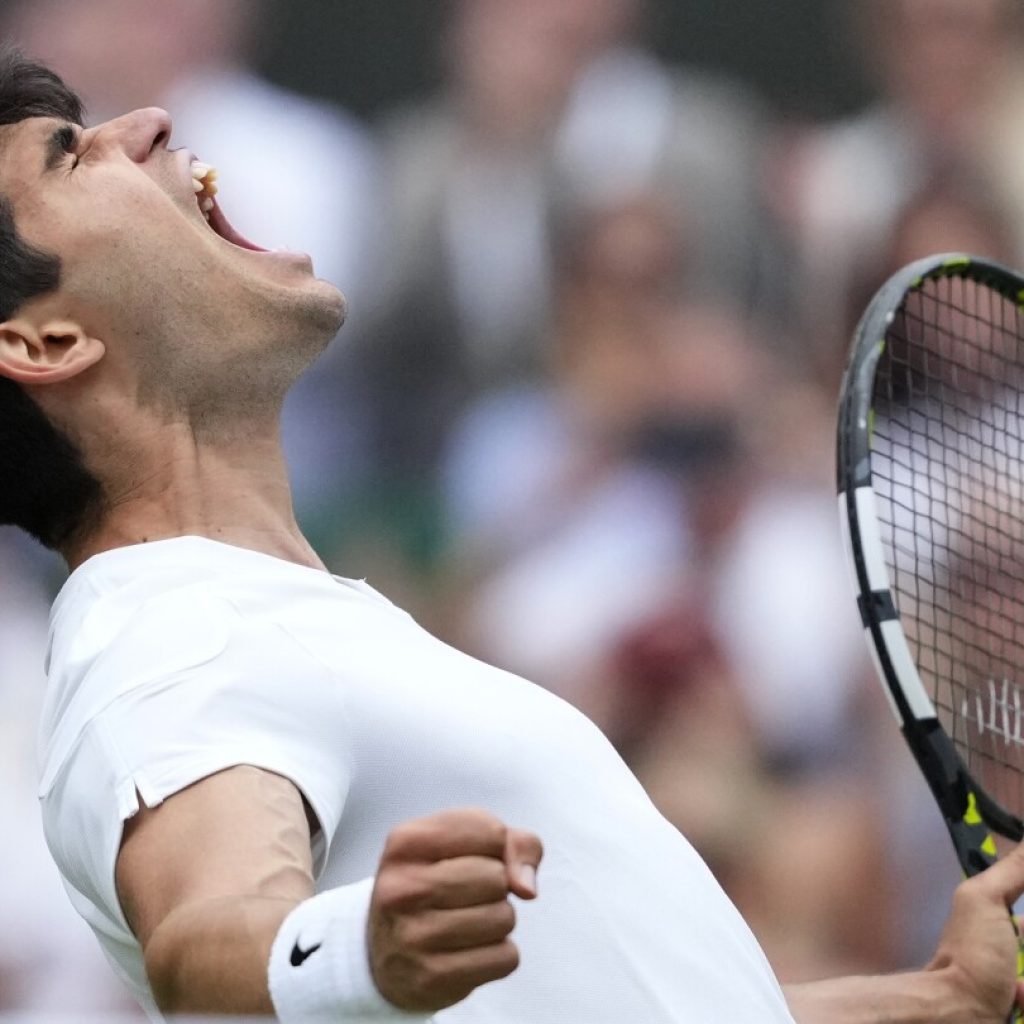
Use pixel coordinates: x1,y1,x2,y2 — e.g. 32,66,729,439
784,969,969,1024
145,894,297,1015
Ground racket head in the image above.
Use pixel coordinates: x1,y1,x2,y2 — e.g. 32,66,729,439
837,252,1024,873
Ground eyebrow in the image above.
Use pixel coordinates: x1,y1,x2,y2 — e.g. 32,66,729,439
43,123,79,173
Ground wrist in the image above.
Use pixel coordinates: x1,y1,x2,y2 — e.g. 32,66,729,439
922,961,1009,1024
785,967,976,1024
918,965,975,1024
268,879,430,1022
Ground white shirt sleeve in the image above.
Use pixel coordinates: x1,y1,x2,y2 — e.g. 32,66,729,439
40,588,353,970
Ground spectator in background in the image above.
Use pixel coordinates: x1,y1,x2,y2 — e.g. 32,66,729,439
443,193,694,712
360,0,767,514
784,0,1024,383
444,194,687,556
446,186,865,774
4,0,378,526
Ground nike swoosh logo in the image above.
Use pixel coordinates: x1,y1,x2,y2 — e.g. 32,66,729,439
290,940,322,967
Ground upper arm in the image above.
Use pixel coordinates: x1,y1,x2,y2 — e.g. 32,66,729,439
116,764,316,955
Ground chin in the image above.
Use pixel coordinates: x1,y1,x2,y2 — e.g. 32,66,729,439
318,279,349,334
288,274,349,339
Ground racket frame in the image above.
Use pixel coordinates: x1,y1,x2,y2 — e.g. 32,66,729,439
837,252,1024,876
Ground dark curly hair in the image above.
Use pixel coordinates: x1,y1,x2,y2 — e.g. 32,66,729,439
0,50,102,551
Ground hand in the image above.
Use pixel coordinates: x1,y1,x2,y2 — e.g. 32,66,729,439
368,808,543,1013
926,842,1024,1022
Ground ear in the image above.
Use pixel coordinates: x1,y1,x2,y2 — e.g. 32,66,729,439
0,318,106,385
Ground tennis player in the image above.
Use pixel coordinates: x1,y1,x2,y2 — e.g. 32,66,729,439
2,52,1022,1023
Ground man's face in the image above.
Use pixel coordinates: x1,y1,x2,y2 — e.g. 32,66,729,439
0,106,346,426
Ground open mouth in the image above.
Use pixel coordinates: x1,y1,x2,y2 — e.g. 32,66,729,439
189,158,268,253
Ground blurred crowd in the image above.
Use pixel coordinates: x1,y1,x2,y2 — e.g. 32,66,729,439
4,0,1024,1015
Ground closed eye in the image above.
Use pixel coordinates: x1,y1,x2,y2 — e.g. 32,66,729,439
44,124,81,172
59,126,80,169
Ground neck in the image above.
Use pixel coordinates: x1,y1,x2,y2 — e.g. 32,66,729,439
64,422,324,574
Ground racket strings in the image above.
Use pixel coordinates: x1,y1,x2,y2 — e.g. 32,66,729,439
871,274,1024,806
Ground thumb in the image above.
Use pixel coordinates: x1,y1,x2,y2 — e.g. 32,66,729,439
504,827,544,900
975,842,1024,908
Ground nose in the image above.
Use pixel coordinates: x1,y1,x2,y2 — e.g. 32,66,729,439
92,106,172,163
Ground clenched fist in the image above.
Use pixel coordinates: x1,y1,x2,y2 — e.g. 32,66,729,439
368,808,544,1013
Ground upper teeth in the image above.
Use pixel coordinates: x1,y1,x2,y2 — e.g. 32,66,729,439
190,160,219,220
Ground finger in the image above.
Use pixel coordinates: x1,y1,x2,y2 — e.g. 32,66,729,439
390,856,510,912
406,901,517,953
973,841,1024,908
385,809,507,864
423,940,520,1002
504,828,543,899
427,856,510,909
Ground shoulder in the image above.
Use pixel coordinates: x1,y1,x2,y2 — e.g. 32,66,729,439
42,577,352,804
44,585,238,754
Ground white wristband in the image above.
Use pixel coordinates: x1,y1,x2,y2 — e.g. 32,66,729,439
268,877,431,1023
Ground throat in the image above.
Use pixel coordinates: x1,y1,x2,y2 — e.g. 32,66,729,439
68,422,315,571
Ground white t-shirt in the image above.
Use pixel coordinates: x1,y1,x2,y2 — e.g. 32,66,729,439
39,537,794,1023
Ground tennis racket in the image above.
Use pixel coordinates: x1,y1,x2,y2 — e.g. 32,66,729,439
837,253,1024,1020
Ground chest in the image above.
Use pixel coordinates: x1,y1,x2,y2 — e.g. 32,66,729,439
262,587,618,884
